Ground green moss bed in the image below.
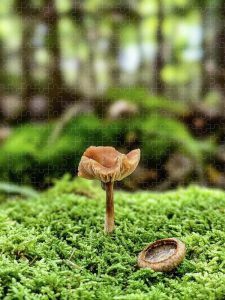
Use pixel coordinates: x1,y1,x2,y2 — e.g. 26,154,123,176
0,177,225,299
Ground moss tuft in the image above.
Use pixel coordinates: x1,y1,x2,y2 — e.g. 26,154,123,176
0,177,224,299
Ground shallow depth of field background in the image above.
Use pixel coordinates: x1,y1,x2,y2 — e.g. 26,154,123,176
0,0,225,191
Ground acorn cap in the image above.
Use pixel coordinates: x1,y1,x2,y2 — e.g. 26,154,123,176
78,146,140,183
138,238,186,272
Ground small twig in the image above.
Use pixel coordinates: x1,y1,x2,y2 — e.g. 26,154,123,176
64,260,81,269
74,190,95,199
47,103,87,146
0,182,39,198
68,248,76,261
29,256,38,265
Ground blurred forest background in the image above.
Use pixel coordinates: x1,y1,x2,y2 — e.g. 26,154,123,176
0,0,225,192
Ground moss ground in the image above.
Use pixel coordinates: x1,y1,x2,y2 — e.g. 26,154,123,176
0,177,225,299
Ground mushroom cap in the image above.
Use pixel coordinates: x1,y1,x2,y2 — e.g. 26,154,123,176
78,146,140,183
138,238,186,272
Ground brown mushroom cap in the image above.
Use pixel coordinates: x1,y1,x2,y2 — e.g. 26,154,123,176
78,146,140,183
138,238,186,272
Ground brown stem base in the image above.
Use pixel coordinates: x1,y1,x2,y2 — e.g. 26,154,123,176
104,181,114,234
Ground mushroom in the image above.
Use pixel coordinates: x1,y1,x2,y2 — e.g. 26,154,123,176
138,238,186,272
78,146,140,234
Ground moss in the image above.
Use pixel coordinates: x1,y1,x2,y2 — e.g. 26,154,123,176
0,114,215,187
0,177,224,299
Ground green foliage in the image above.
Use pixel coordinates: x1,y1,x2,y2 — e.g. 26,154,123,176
137,115,215,163
141,116,188,160
106,89,194,165
107,87,148,103
145,97,188,115
0,124,50,183
0,115,128,185
106,87,188,115
0,113,215,186
0,178,224,298
0,182,39,198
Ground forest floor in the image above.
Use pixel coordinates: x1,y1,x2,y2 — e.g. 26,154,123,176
0,176,224,299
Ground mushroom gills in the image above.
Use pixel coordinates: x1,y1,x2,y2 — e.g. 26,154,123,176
145,242,177,263
138,238,186,272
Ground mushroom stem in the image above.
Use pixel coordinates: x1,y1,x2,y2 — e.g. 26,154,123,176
104,181,114,234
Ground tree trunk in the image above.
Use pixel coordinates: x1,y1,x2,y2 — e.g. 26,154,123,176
84,19,98,96
21,17,35,109
153,0,165,95
137,20,146,86
200,7,210,99
43,0,64,117
0,39,4,96
14,0,35,118
213,0,225,147
110,21,120,86
215,0,225,114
